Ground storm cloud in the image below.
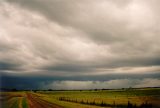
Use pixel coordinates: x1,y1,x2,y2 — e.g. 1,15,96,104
43,78,160,90
0,0,160,89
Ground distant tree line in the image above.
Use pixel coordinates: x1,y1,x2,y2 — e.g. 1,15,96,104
1,87,159,92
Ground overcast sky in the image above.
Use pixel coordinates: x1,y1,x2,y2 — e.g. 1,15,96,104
0,0,160,89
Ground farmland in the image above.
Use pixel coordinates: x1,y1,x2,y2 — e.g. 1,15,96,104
0,88,160,108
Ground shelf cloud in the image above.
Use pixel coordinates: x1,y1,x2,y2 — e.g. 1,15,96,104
42,78,160,90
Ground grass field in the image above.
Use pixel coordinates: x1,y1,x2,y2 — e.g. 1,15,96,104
0,88,160,108
0,92,29,108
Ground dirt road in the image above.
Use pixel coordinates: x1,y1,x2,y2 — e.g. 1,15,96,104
27,93,63,108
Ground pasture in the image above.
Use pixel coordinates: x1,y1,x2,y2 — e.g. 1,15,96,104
0,88,160,108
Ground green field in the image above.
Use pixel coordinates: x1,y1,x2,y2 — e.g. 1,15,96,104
1,88,160,108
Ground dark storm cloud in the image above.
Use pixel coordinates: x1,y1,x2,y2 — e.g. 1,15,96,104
1,73,160,89
0,0,160,89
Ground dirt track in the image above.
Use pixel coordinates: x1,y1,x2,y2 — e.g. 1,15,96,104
27,93,63,108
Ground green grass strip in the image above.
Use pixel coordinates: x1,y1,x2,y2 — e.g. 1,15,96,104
22,97,29,108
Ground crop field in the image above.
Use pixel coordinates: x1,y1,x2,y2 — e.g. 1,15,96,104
0,88,160,108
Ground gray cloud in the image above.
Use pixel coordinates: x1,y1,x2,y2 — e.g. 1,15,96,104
42,78,160,90
0,0,160,81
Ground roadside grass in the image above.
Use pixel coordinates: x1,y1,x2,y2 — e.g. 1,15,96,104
10,97,19,108
22,97,29,108
39,94,105,108
7,97,17,108
0,91,29,108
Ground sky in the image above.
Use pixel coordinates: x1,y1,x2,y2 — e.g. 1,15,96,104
0,0,160,90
